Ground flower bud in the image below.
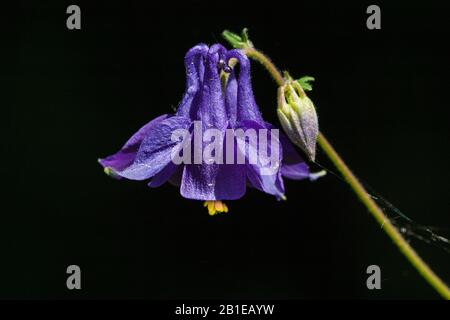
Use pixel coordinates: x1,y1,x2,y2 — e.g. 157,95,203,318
277,79,318,161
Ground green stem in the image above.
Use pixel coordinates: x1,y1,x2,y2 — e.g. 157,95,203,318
244,47,450,299
243,47,285,86
317,133,450,299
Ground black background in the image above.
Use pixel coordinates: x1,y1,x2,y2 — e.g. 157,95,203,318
3,0,450,299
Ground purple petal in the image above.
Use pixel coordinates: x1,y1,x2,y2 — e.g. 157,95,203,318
226,50,264,124
169,45,210,195
98,114,169,173
197,44,228,130
247,167,285,200
225,70,237,126
281,162,310,180
147,162,178,188
168,165,184,187
180,162,246,200
180,126,246,200
237,120,285,199
279,132,311,180
115,116,191,180
176,44,208,119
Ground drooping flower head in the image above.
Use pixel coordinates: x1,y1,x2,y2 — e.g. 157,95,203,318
99,44,320,214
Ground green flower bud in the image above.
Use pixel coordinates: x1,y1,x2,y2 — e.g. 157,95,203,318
277,78,319,161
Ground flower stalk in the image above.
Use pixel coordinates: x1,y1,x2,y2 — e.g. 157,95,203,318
228,33,450,299
242,47,285,86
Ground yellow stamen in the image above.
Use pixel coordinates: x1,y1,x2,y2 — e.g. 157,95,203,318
203,201,229,216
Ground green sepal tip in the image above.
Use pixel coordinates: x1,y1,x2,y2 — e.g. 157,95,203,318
297,76,315,91
222,28,253,49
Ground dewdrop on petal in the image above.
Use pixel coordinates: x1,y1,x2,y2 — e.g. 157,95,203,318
277,75,319,161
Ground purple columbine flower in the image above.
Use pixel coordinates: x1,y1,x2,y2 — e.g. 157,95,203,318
99,44,318,215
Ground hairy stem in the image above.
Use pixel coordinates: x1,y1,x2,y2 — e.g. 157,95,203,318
243,46,450,299
317,133,450,299
243,47,285,86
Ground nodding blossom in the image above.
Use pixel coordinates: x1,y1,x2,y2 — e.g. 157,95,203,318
99,44,320,215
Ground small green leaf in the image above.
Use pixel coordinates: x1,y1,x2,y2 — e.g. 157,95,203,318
241,28,249,42
222,30,242,44
297,76,315,91
222,28,253,49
